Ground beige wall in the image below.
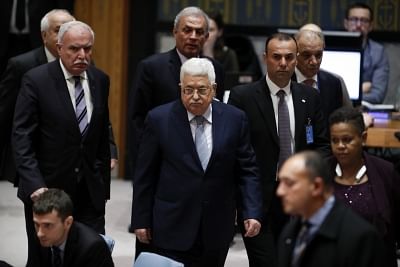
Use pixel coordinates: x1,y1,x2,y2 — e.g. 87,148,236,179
75,0,129,178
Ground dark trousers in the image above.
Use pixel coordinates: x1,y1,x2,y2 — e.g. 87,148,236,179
238,216,277,267
24,179,105,267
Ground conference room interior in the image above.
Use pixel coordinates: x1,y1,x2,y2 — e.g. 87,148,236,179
1,1,400,266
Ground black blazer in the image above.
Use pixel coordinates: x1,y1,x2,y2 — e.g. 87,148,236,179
292,70,343,125
278,200,385,267
228,76,330,238
132,100,262,251
127,48,225,176
13,60,111,211
41,222,114,267
0,46,47,183
228,78,330,218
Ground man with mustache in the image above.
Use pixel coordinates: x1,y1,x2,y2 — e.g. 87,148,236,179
13,21,111,267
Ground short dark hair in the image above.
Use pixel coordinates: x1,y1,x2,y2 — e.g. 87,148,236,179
329,106,365,135
264,32,298,53
302,151,333,189
32,189,73,222
346,2,373,21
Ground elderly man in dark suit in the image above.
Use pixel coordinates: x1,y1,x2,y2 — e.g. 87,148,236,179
131,58,262,267
33,189,114,267
228,33,330,267
13,21,110,266
276,151,385,267
0,9,75,184
127,6,225,181
292,27,345,125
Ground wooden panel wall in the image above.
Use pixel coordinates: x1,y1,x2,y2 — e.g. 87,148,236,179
74,0,129,178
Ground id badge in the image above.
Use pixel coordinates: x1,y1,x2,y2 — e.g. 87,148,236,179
305,118,313,144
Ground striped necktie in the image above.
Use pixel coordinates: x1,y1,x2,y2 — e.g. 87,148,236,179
291,221,312,267
277,90,292,168
74,76,88,136
194,116,210,170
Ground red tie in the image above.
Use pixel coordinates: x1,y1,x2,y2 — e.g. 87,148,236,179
302,79,315,87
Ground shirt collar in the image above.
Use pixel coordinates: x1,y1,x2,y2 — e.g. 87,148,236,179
59,59,88,81
187,104,212,124
295,67,318,84
307,195,335,228
265,74,291,96
44,47,57,63
176,48,200,64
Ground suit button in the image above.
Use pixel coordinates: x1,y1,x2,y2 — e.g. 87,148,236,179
74,167,79,173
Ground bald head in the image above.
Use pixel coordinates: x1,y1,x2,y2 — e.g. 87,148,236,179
299,23,322,33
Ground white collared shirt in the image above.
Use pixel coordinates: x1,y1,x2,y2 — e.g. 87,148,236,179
59,59,93,122
295,68,318,89
44,47,57,63
266,75,295,152
187,105,213,153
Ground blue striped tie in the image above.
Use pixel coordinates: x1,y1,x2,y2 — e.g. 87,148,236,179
277,90,292,168
74,76,88,136
194,116,210,170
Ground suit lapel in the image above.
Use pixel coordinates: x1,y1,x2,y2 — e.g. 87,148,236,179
254,79,279,145
208,101,224,169
49,61,81,137
168,49,182,89
170,101,201,167
291,83,307,150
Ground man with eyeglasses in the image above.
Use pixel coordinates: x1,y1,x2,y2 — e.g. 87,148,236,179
131,57,262,266
344,2,389,104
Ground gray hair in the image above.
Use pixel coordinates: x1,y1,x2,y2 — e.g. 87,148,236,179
57,21,95,43
180,58,216,85
174,6,210,33
40,9,75,32
295,29,325,47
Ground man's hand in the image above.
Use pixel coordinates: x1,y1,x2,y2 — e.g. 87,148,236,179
134,228,152,244
110,158,118,170
243,219,261,237
30,187,48,202
362,81,372,93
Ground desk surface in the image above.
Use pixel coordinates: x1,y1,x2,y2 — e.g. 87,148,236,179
366,113,400,148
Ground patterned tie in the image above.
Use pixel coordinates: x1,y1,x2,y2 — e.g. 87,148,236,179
74,76,88,136
194,116,210,170
302,79,315,88
52,246,62,267
277,90,292,168
291,221,312,267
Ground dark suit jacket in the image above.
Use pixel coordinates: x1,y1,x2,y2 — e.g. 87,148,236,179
0,46,46,183
13,60,110,211
228,78,330,221
0,47,118,183
292,70,343,125
331,152,400,266
277,200,385,267
131,100,262,251
127,48,225,178
41,222,114,267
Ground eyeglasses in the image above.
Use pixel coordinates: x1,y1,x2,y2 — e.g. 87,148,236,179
182,87,210,95
347,17,371,24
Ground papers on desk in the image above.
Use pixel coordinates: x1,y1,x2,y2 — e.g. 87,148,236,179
362,101,395,111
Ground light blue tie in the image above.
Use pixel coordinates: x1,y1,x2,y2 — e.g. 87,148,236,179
194,116,210,170
74,76,88,136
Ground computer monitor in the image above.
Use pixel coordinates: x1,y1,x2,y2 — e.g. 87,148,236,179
320,49,363,105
